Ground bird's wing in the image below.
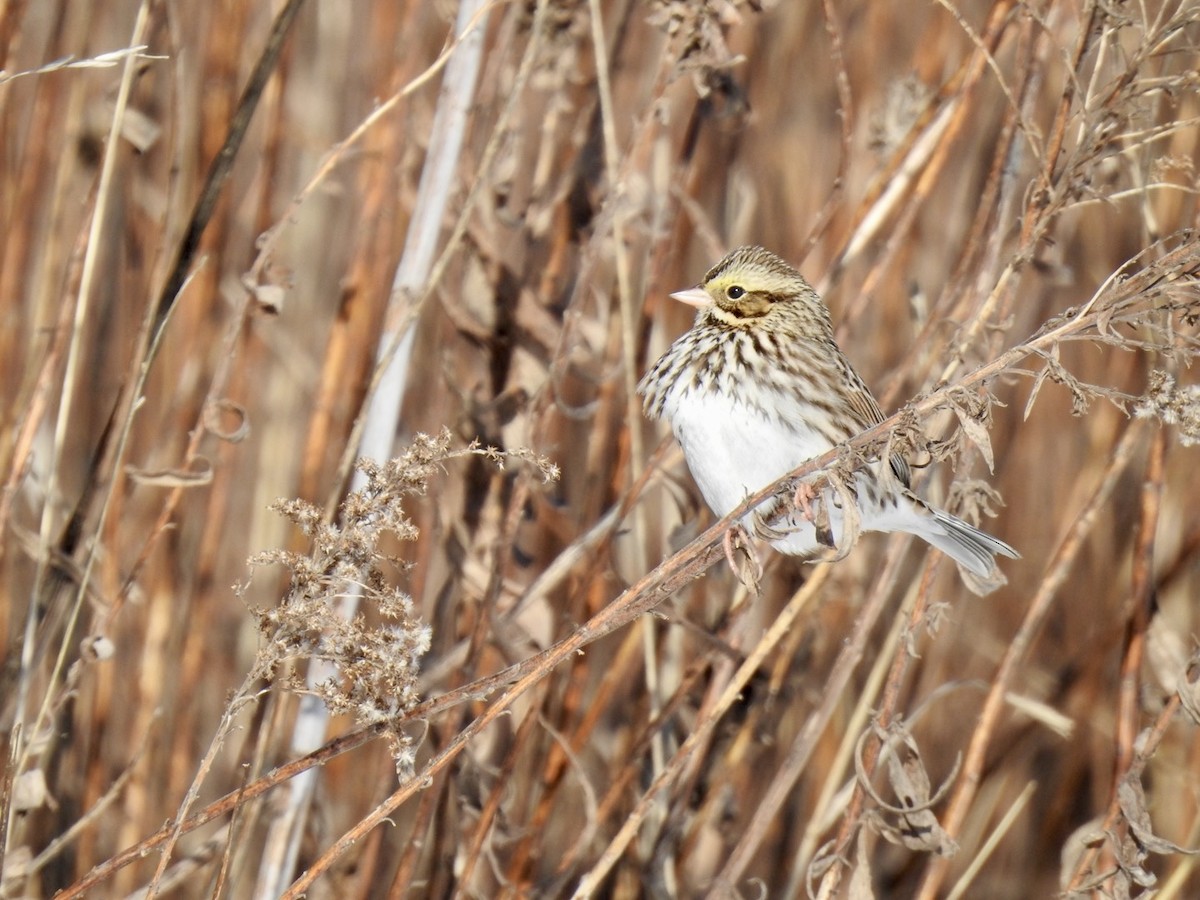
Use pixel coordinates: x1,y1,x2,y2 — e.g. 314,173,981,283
844,370,912,489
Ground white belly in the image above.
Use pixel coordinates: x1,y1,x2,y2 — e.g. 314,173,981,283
661,387,897,556
664,387,843,556
668,391,825,517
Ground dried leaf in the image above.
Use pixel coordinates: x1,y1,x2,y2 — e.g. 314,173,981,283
951,402,994,473
857,722,959,857
117,105,162,152
828,471,862,561
848,828,876,900
1003,691,1075,739
729,527,762,595
205,398,251,443
125,457,214,487
1024,362,1053,420
1117,768,1198,857
81,634,116,661
1140,612,1186,699
1096,301,1117,337
956,563,1007,596
1,846,31,881
251,282,286,314
12,768,52,812
805,839,839,899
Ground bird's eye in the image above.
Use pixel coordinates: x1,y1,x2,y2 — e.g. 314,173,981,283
726,285,745,300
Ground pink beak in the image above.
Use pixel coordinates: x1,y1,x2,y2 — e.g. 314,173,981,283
669,287,711,308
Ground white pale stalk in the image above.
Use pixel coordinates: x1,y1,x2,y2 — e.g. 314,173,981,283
253,2,490,896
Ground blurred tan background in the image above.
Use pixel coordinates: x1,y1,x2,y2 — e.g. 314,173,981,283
2,0,1199,896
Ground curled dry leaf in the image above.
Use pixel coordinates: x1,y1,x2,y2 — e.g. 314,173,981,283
949,394,994,473
856,722,960,857
204,398,251,443
1117,763,1199,859
805,839,840,899
944,479,1006,525
729,528,762,595
827,470,863,561
1068,745,1200,894
957,562,1008,597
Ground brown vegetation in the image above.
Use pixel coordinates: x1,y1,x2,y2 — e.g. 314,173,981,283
3,0,1200,897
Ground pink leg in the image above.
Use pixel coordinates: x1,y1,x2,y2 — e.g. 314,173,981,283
793,482,818,521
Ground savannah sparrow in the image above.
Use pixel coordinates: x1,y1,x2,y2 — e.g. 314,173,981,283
638,246,1018,594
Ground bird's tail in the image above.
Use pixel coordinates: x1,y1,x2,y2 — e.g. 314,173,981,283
923,508,1020,595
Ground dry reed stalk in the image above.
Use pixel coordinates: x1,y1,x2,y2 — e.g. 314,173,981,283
3,1,1200,897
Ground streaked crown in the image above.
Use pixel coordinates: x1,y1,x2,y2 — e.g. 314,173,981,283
683,245,827,330
704,246,807,295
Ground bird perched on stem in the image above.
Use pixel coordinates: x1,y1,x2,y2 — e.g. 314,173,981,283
638,245,1018,594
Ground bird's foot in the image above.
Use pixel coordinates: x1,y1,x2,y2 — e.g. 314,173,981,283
793,481,819,522
793,482,836,548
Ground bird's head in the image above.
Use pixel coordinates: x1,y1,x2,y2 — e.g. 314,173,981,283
671,245,824,329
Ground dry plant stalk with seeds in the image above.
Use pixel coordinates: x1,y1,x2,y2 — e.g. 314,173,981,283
2,1,1200,898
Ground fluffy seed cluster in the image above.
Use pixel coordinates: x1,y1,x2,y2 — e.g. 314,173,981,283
1134,370,1200,446
246,431,558,773
250,434,452,772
